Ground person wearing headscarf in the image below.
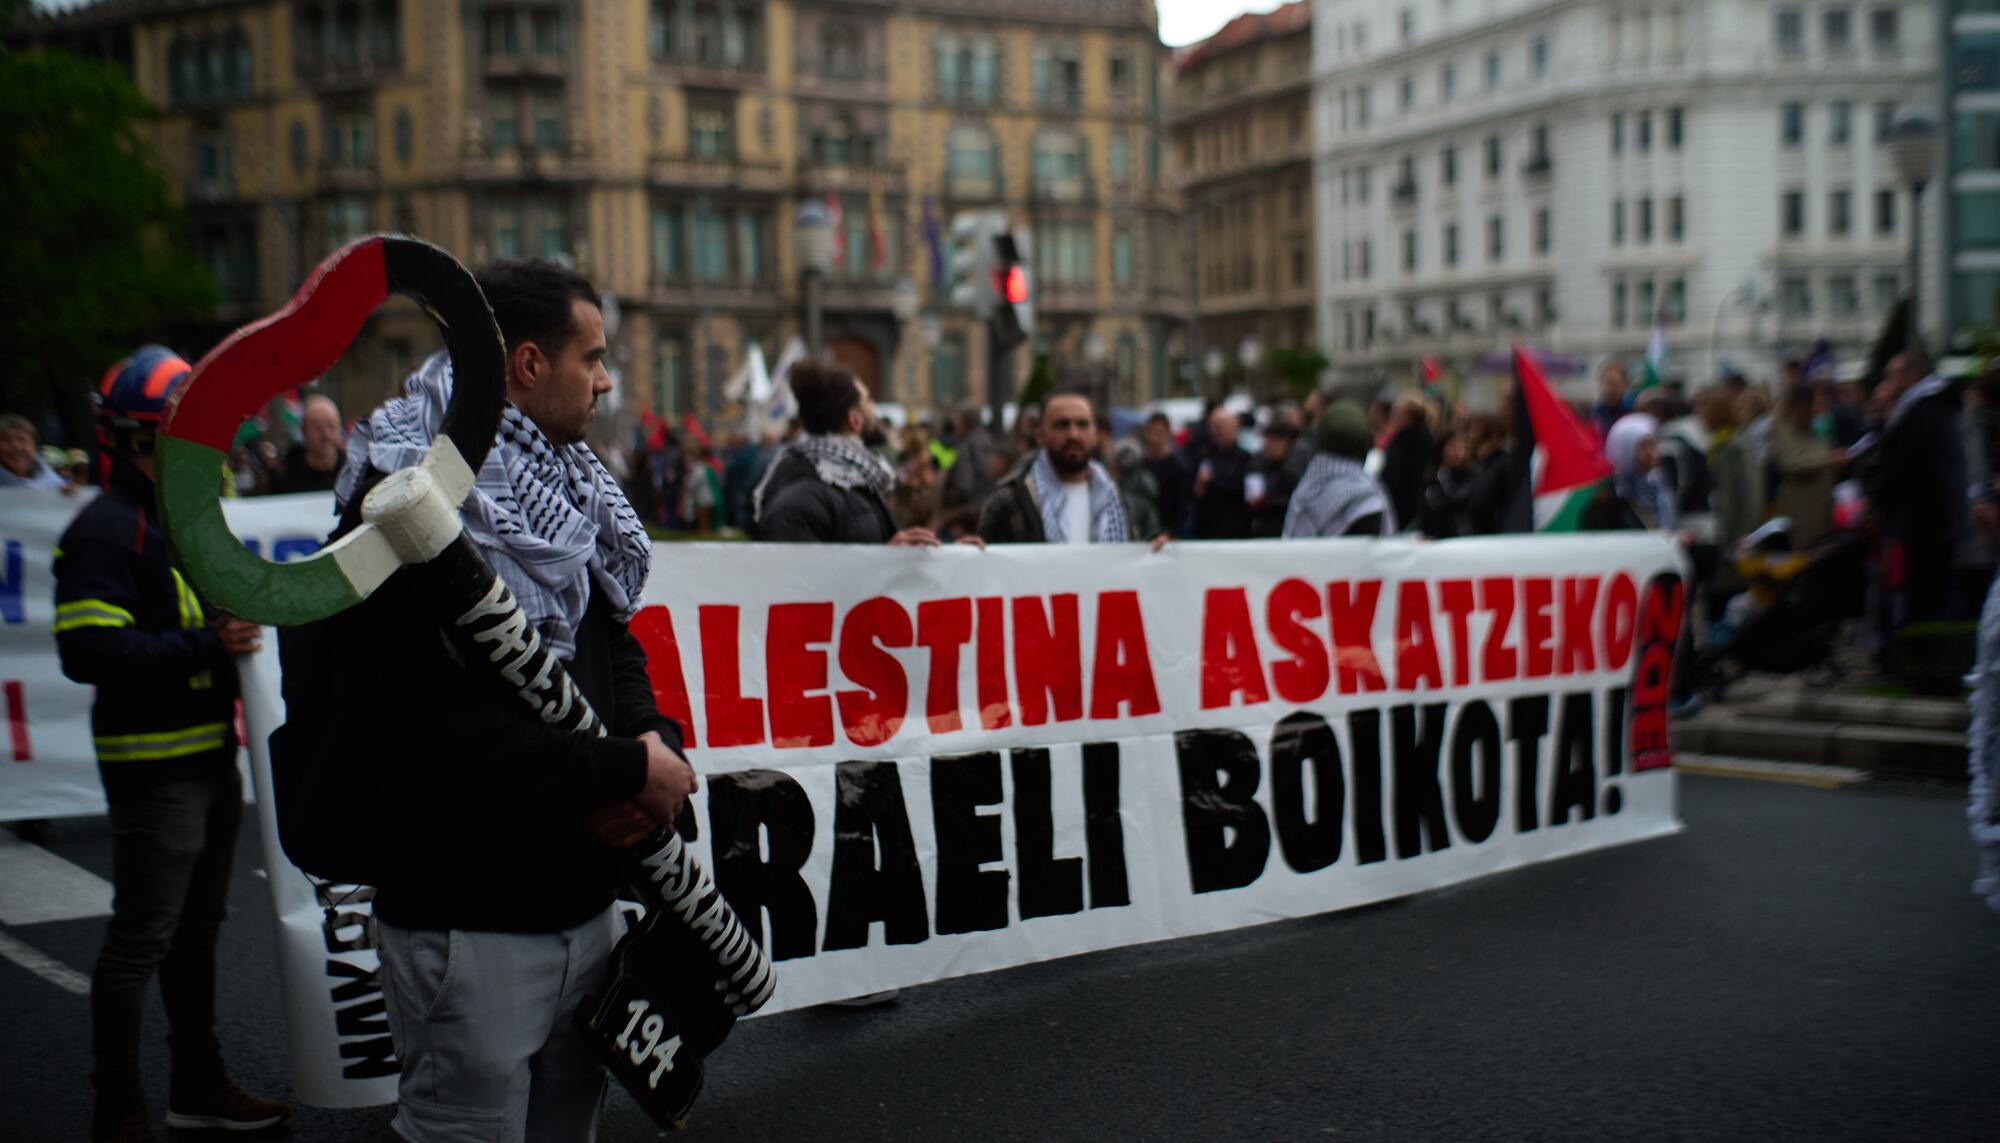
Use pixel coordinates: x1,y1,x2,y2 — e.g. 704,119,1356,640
1283,403,1395,538
1589,413,1678,531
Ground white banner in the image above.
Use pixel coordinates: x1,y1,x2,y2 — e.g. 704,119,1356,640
0,489,337,818
3,489,1686,1108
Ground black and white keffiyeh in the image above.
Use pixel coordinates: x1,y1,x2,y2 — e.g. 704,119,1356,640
1029,450,1130,543
1284,453,1396,538
749,432,896,523
335,351,651,659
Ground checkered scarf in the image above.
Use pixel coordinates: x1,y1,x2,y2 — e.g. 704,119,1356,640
1029,451,1129,543
1284,453,1395,538
750,432,896,524
336,351,651,659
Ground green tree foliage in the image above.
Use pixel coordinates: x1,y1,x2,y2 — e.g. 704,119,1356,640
1268,346,1330,401
0,48,215,443
1861,297,1915,392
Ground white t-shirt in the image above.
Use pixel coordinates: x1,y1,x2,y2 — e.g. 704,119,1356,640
1055,480,1092,544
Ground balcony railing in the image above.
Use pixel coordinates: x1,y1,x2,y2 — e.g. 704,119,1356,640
1522,154,1553,179
646,154,787,192
795,161,909,195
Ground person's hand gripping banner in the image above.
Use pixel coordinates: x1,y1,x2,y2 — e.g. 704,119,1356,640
154,235,775,1129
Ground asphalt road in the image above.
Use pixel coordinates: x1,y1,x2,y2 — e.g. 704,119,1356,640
6,773,1995,1143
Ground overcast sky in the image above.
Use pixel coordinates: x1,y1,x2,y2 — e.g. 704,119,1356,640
1157,0,1287,48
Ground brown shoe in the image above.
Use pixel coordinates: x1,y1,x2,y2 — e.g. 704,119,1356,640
163,1078,290,1133
90,1102,158,1143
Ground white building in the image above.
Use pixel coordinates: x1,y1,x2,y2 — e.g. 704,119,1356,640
1311,0,1940,396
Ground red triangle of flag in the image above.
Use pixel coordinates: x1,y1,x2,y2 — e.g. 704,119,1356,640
1514,345,1610,495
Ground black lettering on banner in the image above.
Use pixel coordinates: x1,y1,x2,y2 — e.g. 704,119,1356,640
1175,729,1272,893
1450,700,1503,844
1269,712,1344,874
326,960,399,1079
1602,687,1629,815
1011,748,1085,920
929,752,1010,935
315,882,375,954
1550,691,1597,826
1346,709,1389,865
1508,696,1551,833
706,769,819,960
1391,703,1452,859
1082,742,1131,908
823,761,930,949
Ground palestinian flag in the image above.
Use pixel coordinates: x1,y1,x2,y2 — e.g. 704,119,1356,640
1635,323,1666,394
1507,344,1613,532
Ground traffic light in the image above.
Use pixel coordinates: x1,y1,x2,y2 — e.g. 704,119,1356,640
947,211,1033,352
989,227,1033,352
947,212,996,320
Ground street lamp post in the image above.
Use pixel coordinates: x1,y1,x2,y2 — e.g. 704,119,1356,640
1238,334,1264,402
891,278,919,405
1709,281,1762,382
794,201,834,359
1203,346,1226,401
1083,331,1109,416
1885,113,1939,347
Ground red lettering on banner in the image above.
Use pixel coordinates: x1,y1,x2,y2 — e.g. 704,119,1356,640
1479,578,1519,682
1641,576,1684,646
1559,576,1600,674
916,597,973,734
1327,580,1386,694
4,680,25,761
1199,587,1270,709
1522,577,1556,678
976,596,1012,730
1394,580,1444,690
1089,591,1162,719
628,606,697,745
837,596,914,748
1266,578,1329,704
1601,573,1638,671
1013,594,1084,726
1436,579,1477,687
699,605,765,747
767,603,835,748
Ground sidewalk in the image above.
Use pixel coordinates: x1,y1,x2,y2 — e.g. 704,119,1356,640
1671,667,1970,781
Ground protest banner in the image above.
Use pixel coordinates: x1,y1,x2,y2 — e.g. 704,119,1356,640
2,494,1683,1105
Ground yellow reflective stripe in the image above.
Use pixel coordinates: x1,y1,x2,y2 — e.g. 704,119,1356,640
190,671,213,691
171,569,205,629
93,721,230,761
53,600,136,633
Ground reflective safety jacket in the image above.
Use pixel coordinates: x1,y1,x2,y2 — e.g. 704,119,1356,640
53,462,238,778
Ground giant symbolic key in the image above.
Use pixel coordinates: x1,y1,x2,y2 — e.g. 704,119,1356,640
155,235,775,1129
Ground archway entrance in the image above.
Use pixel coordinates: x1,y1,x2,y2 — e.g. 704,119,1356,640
829,336,882,396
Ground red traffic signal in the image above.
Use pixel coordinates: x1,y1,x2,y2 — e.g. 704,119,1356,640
1002,265,1028,304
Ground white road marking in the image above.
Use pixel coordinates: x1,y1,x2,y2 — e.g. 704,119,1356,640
0,931,90,995
0,832,115,925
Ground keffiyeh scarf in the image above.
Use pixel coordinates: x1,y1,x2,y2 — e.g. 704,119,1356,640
750,432,896,523
1029,451,1130,543
1284,453,1395,538
335,351,651,659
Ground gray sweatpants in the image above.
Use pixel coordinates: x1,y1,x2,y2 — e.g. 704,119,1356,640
378,907,619,1143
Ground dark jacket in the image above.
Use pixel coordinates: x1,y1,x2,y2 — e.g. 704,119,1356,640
1419,465,1479,538
1142,452,1190,538
756,450,899,544
53,460,239,787
1188,444,1254,539
275,444,342,494
1871,378,1967,556
976,454,1132,544
1380,423,1434,534
1249,450,1302,538
274,481,679,933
